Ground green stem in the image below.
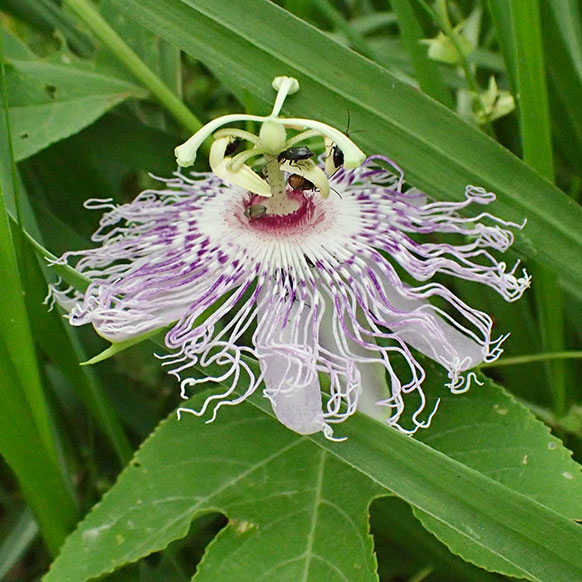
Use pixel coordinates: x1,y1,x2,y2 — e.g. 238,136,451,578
408,566,434,582
64,0,202,134
481,351,582,369
431,0,494,133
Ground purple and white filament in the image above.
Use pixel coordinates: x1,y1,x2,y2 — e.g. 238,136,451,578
49,156,530,438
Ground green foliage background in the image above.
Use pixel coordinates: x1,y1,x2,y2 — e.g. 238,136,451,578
1,1,582,581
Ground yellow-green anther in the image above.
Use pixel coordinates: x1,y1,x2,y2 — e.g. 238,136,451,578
228,147,265,172
280,159,330,198
281,118,365,168
214,127,261,147
284,129,322,149
210,137,272,197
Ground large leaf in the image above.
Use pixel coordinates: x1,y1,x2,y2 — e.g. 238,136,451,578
4,55,146,161
44,398,382,582
43,358,582,582
109,0,582,292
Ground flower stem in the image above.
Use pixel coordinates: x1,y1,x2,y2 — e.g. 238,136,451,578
481,351,582,369
64,0,202,134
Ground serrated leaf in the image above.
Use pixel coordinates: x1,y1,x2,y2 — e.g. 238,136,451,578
43,399,382,582
44,354,582,582
419,362,582,518
4,57,147,161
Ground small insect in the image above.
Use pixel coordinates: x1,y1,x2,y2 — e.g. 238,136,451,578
303,254,315,268
328,111,352,174
331,144,344,169
277,146,315,164
225,138,242,157
288,173,315,191
244,204,267,220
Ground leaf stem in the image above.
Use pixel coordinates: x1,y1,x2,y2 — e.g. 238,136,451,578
64,0,202,134
481,351,582,368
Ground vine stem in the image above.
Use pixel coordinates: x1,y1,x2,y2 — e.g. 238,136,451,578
417,0,494,133
481,351,582,369
64,0,202,134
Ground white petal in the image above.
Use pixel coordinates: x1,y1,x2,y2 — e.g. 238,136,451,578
255,294,325,435
317,297,389,420
378,281,485,371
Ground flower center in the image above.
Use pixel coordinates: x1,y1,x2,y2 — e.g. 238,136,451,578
174,76,366,206
245,189,316,233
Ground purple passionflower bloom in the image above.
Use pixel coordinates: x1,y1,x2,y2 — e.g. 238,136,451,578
49,77,530,439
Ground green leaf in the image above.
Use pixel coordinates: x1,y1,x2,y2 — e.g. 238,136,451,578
504,1,567,420
4,56,147,161
0,28,37,61
312,408,582,582
371,497,501,582
413,359,582,577
43,399,382,582
0,41,78,553
100,0,183,98
109,0,582,293
541,0,582,177
0,0,93,57
44,353,582,582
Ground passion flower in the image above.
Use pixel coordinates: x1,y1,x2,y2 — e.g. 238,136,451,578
49,77,530,438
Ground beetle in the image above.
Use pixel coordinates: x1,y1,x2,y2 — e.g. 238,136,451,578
328,111,352,174
331,144,344,170
277,146,315,164
288,173,315,191
225,138,242,157
244,204,267,220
